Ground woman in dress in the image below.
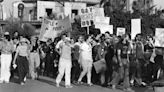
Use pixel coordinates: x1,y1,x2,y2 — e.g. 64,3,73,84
77,35,93,86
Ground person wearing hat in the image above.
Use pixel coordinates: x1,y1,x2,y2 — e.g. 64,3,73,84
13,37,30,85
56,37,73,88
0,32,14,83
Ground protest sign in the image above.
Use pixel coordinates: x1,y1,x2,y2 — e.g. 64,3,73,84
131,19,141,39
95,24,113,34
80,7,94,27
39,16,71,41
117,27,126,36
155,28,164,47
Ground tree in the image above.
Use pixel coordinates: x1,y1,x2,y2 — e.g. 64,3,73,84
4,17,36,38
100,0,127,16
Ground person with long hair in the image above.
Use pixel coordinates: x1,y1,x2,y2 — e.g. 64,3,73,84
0,32,14,83
13,38,30,85
77,35,93,86
29,36,40,80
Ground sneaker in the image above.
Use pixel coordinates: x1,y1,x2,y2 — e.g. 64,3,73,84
65,85,73,88
141,82,147,86
88,83,93,86
130,80,134,86
24,77,27,82
56,83,60,87
20,82,25,85
112,85,116,89
77,81,84,85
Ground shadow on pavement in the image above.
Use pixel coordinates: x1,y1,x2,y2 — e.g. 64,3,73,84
37,77,65,87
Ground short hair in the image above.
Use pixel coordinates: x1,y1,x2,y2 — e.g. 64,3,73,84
4,35,10,41
105,31,110,35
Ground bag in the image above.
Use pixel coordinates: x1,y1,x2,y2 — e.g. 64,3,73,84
93,59,107,74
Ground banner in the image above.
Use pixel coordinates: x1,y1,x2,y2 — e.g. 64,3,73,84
117,27,126,36
95,24,113,34
131,19,141,39
39,16,71,41
80,7,94,27
155,28,164,47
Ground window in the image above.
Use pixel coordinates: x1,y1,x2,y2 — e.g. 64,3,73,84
46,8,52,17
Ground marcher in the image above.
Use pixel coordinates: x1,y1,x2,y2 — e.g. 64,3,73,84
111,34,134,92
71,36,83,83
56,37,73,88
13,38,30,85
77,35,93,86
0,32,14,83
29,36,40,80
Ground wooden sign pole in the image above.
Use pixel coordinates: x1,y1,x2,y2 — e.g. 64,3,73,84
87,26,89,34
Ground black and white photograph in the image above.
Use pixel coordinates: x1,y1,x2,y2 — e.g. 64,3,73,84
0,0,164,92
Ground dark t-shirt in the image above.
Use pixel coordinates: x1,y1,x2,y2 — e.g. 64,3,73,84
117,42,130,58
144,43,154,52
136,41,144,59
105,44,114,61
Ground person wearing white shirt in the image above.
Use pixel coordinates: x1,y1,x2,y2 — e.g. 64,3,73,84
77,35,93,86
56,37,73,88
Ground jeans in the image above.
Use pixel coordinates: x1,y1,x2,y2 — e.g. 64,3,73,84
130,58,145,85
111,58,130,88
71,59,80,82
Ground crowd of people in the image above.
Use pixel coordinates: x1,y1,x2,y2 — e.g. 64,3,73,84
0,31,164,91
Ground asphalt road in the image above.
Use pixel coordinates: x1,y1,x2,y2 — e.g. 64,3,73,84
0,76,154,92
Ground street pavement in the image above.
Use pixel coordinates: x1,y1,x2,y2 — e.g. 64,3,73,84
0,76,154,92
